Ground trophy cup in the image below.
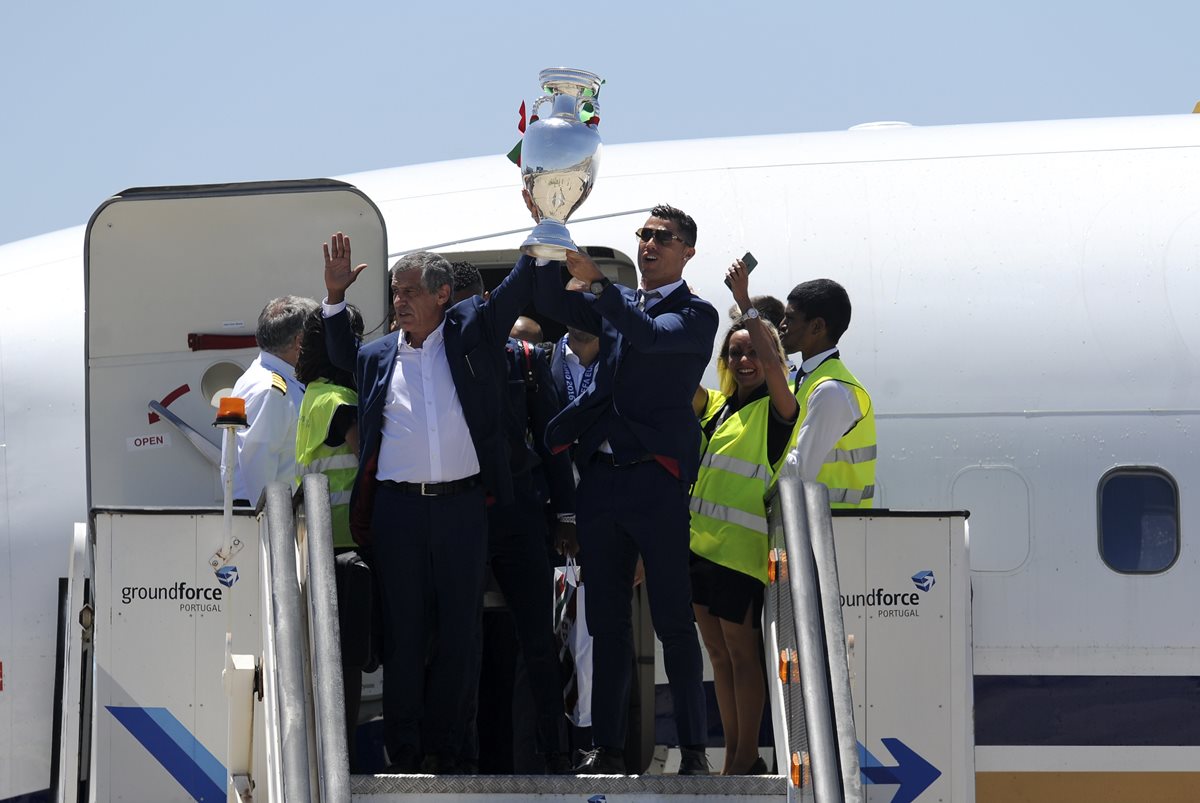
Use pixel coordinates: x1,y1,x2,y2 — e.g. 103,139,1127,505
519,68,603,259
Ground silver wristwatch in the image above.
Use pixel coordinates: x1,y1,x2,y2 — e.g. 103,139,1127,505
744,306,760,320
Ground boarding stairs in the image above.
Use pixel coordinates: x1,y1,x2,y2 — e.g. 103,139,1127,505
230,474,863,803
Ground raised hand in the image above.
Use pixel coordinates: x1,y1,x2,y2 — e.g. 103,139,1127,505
522,188,541,223
564,249,604,283
323,232,368,304
726,258,753,313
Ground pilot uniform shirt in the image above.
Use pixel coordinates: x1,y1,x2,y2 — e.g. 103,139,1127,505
224,351,305,502
780,346,863,481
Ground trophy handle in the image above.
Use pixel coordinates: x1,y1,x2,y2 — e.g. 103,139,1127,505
530,95,553,120
578,97,600,124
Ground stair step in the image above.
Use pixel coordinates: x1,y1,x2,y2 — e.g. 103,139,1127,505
351,772,789,801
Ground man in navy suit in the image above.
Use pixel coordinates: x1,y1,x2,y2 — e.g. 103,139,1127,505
321,232,534,773
532,204,719,775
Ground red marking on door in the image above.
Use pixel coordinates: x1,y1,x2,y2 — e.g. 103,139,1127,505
148,384,191,424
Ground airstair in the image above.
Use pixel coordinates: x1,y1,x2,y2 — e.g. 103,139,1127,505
58,179,971,803
210,474,861,803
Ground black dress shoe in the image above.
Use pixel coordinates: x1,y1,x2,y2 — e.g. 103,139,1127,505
678,747,710,776
737,756,769,775
420,753,459,774
385,744,420,773
573,746,627,774
544,751,575,775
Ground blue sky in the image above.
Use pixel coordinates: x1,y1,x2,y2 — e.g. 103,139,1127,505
2,0,1197,245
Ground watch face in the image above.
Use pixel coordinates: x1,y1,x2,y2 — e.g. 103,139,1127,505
590,280,606,294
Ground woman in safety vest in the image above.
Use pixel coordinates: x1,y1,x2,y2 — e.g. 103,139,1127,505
689,259,799,776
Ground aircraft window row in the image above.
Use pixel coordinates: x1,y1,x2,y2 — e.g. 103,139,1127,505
1098,467,1179,574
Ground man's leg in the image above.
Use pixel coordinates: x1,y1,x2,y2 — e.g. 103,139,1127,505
575,462,639,751
371,487,431,766
626,466,708,750
424,487,489,760
489,506,566,766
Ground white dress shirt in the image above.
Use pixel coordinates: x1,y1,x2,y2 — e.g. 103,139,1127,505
323,299,479,483
377,320,479,483
782,347,864,482
224,351,305,502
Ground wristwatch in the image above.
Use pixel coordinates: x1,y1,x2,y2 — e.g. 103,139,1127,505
589,277,612,294
744,306,760,320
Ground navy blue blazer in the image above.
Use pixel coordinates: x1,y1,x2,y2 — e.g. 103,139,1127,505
533,267,718,483
326,255,536,544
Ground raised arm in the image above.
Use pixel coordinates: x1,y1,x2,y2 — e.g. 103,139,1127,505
726,258,798,421
564,250,716,354
321,232,368,371
531,258,603,335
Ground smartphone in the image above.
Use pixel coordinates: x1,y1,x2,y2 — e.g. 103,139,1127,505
725,251,758,288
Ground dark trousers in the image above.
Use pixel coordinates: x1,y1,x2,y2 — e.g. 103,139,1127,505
576,459,707,749
371,482,488,759
463,487,565,768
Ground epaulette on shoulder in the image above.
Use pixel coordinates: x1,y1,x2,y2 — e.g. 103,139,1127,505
270,372,288,395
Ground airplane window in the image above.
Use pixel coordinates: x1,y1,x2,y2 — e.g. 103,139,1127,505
1097,468,1179,574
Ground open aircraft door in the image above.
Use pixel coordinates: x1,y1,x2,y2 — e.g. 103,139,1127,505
75,181,386,801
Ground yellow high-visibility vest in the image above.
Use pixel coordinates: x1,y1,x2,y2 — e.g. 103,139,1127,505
798,358,876,508
689,390,800,584
295,379,359,549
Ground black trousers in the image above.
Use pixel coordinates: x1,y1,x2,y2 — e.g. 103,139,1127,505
576,459,707,749
371,482,488,759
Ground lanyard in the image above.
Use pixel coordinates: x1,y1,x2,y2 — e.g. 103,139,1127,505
560,334,596,402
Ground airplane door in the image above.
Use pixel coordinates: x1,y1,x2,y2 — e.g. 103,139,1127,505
84,180,388,509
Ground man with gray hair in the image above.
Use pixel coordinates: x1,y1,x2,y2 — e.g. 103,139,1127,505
322,232,536,773
224,295,320,504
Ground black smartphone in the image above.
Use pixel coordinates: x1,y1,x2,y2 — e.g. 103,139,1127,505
725,251,758,288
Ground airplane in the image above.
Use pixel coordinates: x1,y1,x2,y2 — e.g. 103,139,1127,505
1,108,1199,803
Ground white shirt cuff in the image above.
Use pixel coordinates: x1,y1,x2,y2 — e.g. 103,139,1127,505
322,298,347,317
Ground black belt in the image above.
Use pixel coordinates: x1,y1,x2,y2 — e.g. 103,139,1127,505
380,474,481,497
593,452,657,468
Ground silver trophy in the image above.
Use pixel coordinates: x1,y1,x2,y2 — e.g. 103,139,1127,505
520,68,603,259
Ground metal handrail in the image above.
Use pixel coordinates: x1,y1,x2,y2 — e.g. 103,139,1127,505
299,474,351,803
765,475,864,803
262,482,315,802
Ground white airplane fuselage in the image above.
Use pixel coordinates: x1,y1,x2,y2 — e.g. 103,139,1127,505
2,112,1199,801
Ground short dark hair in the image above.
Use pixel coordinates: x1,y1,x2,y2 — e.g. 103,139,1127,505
450,261,485,297
787,279,852,343
295,305,363,387
650,203,697,247
256,296,319,356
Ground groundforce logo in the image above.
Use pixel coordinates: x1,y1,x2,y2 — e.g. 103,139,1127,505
120,581,224,613
841,571,934,619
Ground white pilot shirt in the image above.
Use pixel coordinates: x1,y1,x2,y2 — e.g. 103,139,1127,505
224,351,305,503
780,347,864,482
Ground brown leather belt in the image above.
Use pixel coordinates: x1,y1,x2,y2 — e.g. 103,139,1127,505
380,474,481,497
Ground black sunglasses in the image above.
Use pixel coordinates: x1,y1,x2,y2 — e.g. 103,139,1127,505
634,227,687,246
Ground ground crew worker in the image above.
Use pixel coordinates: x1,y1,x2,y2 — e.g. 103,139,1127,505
688,258,798,775
777,279,876,506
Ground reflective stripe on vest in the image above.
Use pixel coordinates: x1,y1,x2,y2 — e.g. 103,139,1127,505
798,359,876,510
295,379,359,548
690,393,801,584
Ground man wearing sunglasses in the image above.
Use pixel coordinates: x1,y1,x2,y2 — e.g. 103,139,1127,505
532,204,718,776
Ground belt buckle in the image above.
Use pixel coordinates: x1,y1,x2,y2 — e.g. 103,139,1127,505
420,482,435,497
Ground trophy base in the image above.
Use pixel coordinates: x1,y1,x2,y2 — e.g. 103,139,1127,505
521,220,578,260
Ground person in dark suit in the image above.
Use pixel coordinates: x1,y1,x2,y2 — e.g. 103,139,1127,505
530,204,719,775
320,232,535,773
448,261,574,774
